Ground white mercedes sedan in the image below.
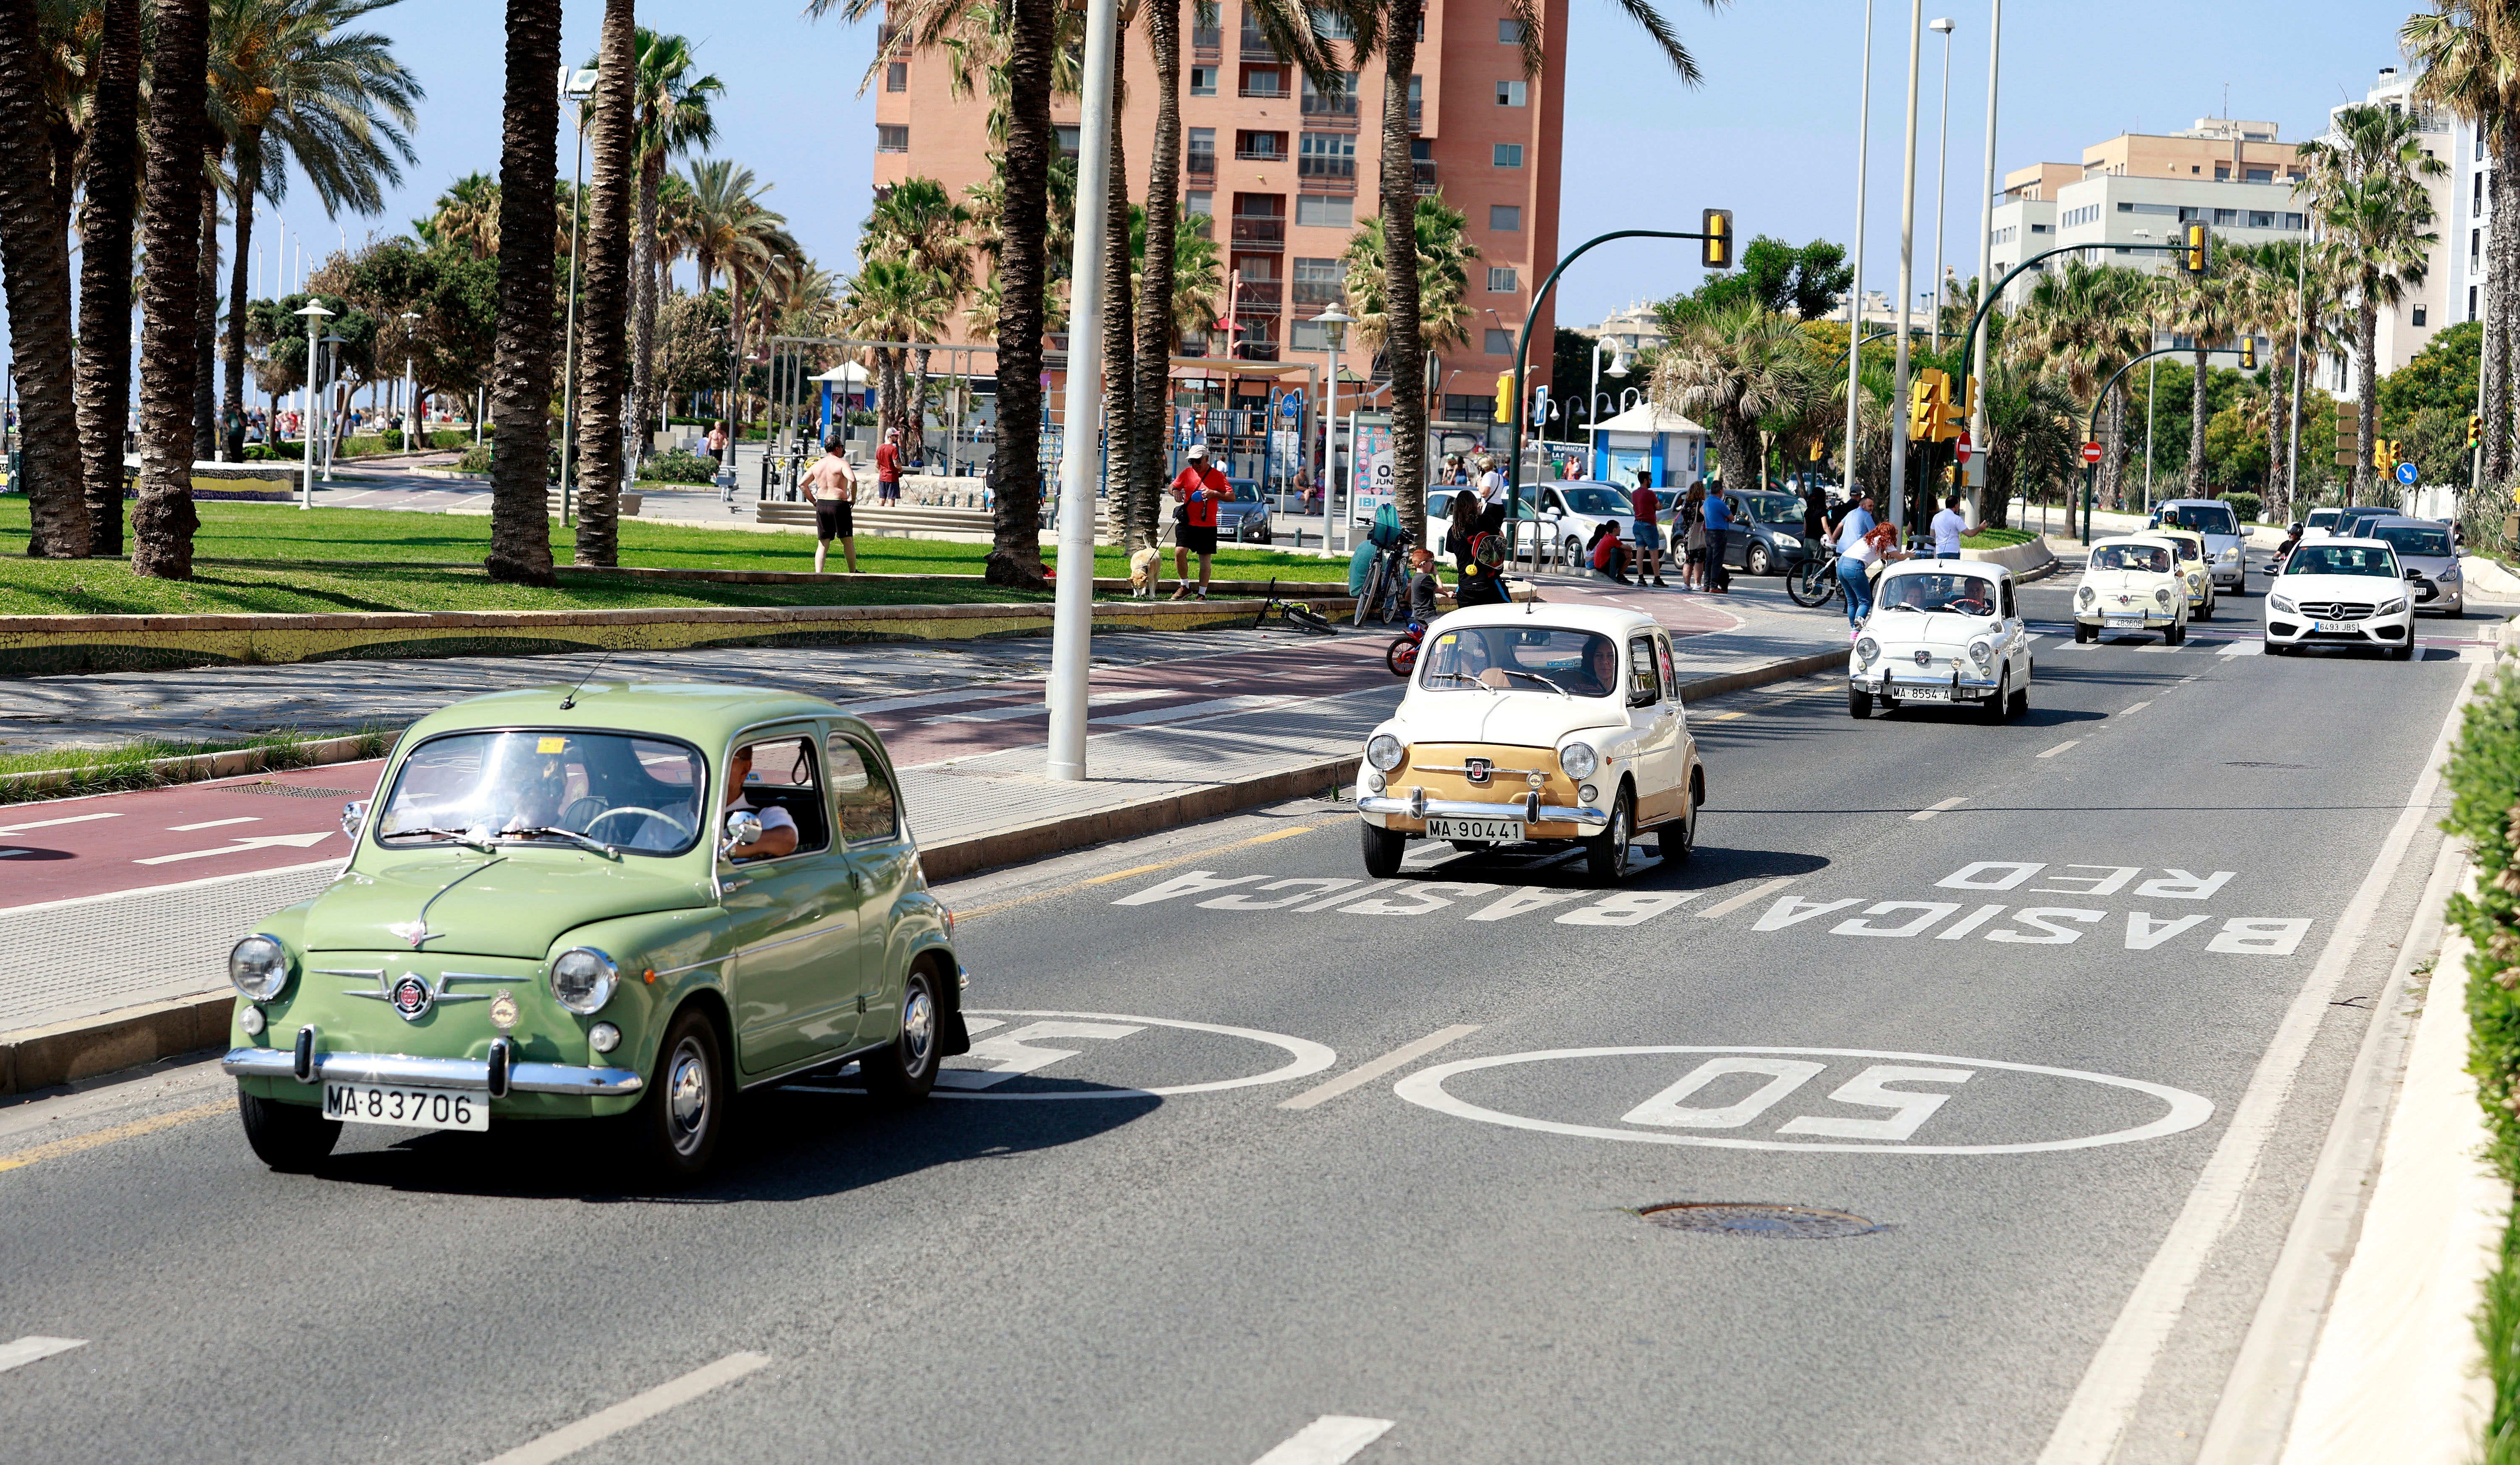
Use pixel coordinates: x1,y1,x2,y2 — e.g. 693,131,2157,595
2263,537,2418,660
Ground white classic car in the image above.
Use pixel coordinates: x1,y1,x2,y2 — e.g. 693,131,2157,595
1354,603,1705,883
2072,535,2191,644
2263,537,2418,659
1848,560,2033,720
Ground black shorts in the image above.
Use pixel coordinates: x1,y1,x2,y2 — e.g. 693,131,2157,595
815,497,854,539
1179,522,1219,554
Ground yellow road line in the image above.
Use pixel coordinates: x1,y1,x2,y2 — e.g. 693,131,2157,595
0,1098,232,1174
959,822,1335,921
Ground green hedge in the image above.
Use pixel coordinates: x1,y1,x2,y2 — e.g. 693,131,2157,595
2223,492,2263,526
458,445,494,473
641,448,719,485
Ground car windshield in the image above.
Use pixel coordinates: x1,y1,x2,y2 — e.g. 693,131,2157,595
1559,487,1628,516
1877,571,2001,616
2155,536,2201,561
1419,625,1621,697
2092,543,2172,573
2376,524,2453,556
1741,493,1804,524
2162,504,2237,535
2286,544,2402,577
1228,482,1261,501
377,731,707,854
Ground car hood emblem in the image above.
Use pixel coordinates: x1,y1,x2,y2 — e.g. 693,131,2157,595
1913,649,1931,666
389,974,434,1021
1465,757,1492,785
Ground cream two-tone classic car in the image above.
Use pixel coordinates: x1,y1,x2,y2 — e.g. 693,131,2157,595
1848,559,2033,721
1354,604,1705,883
2073,535,2192,645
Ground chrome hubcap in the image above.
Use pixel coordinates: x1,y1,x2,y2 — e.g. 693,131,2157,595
1611,808,1629,870
665,1038,709,1154
901,983,936,1075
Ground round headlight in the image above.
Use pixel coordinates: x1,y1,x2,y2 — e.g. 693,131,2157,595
1968,639,1995,668
229,934,289,1001
2077,586,2095,607
1559,741,1599,780
2155,587,2174,607
1855,636,1879,664
1366,734,1406,772
550,947,619,1015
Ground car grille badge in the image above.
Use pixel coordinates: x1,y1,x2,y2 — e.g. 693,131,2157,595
1913,649,1931,667
1465,757,1492,786
389,974,434,1022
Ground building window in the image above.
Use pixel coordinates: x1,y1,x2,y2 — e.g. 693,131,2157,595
1489,204,1521,231
1188,127,1216,175
2414,304,2429,327
1240,64,1287,97
1292,256,1342,304
1487,266,1517,293
1056,125,1080,159
1440,393,1488,422
1184,191,1213,216
885,61,908,91
1190,65,1217,96
2475,228,2483,267
1290,318,1330,351
1496,79,1527,106
2246,168,2273,183
2030,222,2050,233
2212,207,2237,226
2478,173,2486,209
1295,193,1351,228
876,123,908,152
1494,142,1523,168
1301,72,1357,115
2472,285,2481,320
2284,212,2305,228
2117,201,2133,212
1308,5,1355,39
1235,130,1287,160
2249,210,2274,228
1499,18,1524,42
1298,131,1354,178
1483,328,1517,355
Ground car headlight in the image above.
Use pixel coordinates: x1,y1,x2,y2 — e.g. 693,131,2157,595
2380,597,2408,615
2220,546,2240,561
550,947,619,1015
2155,587,2174,607
2271,592,2297,614
2077,586,2095,607
1774,534,1801,549
2443,561,2463,579
2187,571,2203,588
1968,639,1995,669
1558,741,1599,780
229,934,289,1002
1366,734,1405,772
1855,636,1879,665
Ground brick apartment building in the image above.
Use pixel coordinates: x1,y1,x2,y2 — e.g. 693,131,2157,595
870,0,1569,445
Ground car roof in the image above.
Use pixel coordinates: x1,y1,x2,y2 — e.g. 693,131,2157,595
400,682,855,752
1881,557,2008,581
2155,497,2234,510
2091,535,2173,548
1431,602,1663,636
2294,536,2393,550
2368,515,2446,529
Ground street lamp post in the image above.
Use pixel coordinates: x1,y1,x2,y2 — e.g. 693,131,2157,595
291,302,333,510
1927,17,1955,353
399,311,420,455
1842,0,1878,499
1313,304,1352,552
1888,0,1925,535
319,333,347,483
558,66,598,525
1965,0,2002,515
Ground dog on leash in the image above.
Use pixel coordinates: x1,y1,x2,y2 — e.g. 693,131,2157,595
1129,545,1163,598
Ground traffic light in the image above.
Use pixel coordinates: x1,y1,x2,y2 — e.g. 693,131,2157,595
1906,385,1935,441
1494,372,1513,425
2378,437,2400,469
2180,220,2212,277
1808,438,1825,461
2471,414,2485,447
1935,375,1968,441
2239,336,2257,370
1701,209,1734,270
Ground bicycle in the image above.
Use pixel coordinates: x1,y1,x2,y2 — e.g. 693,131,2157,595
1251,579,1339,636
1352,526,1416,626
1786,544,1842,608
1386,619,1427,677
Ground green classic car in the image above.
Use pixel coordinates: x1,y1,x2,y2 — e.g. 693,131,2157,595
220,682,971,1183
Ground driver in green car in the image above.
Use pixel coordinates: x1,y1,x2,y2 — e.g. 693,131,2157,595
722,743,799,862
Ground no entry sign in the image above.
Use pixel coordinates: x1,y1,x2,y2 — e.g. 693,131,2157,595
1956,432,1974,464
2081,442,2104,464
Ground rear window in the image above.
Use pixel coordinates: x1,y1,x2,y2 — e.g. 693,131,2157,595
1559,487,1627,516
2376,524,2453,556
2306,509,2340,529
2164,504,2236,535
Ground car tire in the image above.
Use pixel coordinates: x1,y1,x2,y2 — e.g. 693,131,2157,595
2073,622,2094,644
862,964,942,1103
2166,621,2187,646
2393,640,2415,661
2198,596,2213,621
2009,679,2029,718
1849,684,1872,719
238,1091,341,1173
1651,798,1695,863
1586,787,1635,885
625,1004,729,1187
1361,819,1404,878
1746,542,1771,577
1563,535,1583,568
1984,669,2010,724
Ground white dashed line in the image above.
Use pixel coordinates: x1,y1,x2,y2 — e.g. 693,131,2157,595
1250,1416,1397,1465
481,1352,771,1465
0,812,121,837
168,817,260,832
1279,1025,1481,1110
1696,876,1796,920
2037,740,2081,759
0,1336,86,1374
1909,797,1967,822
2218,639,2261,657
2118,700,2152,715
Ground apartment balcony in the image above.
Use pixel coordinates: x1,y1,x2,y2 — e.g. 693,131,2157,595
1186,151,1217,177
1190,24,1221,53
1240,27,1278,58
1297,156,1356,181
1235,281,1284,309
1291,280,1344,307
1238,342,1282,361
1301,91,1360,121
1412,159,1438,194
1234,145,1288,163
1239,82,1288,99
1228,216,1286,250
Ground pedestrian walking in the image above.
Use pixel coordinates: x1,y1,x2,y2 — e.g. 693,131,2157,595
1473,455,1508,537
875,425,905,505
803,431,859,574
1931,494,1968,561
1703,485,1736,592
1170,443,1226,600
1804,477,1828,545
1629,469,1667,587
705,422,728,461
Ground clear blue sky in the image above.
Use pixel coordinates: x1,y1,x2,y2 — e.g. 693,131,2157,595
12,0,2421,362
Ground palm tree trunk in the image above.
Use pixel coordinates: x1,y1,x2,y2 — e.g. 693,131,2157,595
195,177,222,463
983,0,1054,587
223,136,261,464
2265,362,2285,514
2355,288,2378,500
911,347,934,463
571,0,635,569
1100,43,1135,549
1378,0,1428,540
128,0,211,579
2101,385,2126,510
484,0,562,586
1130,0,1181,554
2186,346,2208,495
2494,127,2520,486
633,149,664,460
74,0,140,557
0,0,86,557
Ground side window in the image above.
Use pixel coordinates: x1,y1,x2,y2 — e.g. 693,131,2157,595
1628,637,1661,707
1654,635,1679,700
735,735,829,854
2001,581,2017,618
827,734,900,844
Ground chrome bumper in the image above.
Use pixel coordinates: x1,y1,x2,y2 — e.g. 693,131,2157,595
1355,793,1611,830
1859,674,1998,697
223,1045,643,1096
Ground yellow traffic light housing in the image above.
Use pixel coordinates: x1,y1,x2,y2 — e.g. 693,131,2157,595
2471,414,2485,447
2182,221,2211,276
1701,209,1734,271
1493,372,1514,425
2239,336,2257,370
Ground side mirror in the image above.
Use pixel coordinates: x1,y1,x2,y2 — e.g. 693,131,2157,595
2405,567,2423,580
340,799,368,841
721,808,763,854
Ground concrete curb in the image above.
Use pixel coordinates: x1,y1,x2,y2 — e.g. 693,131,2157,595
0,639,1840,1093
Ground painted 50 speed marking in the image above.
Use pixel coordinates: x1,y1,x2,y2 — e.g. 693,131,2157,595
1392,1046,2215,1154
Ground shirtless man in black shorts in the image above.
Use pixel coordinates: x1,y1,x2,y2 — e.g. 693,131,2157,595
804,432,858,574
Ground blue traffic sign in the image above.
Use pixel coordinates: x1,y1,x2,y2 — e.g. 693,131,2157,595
1278,392,1304,418
2395,460,2420,486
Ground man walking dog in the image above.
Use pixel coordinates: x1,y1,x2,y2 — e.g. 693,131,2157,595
1170,444,1227,600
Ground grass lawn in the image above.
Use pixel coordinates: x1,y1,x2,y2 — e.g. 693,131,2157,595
1962,526,2040,549
0,499,1350,614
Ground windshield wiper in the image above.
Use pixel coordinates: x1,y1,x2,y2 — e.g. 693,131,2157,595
498,825,619,857
382,827,495,851
1499,669,1572,697
1426,671,1498,690
1883,603,1925,613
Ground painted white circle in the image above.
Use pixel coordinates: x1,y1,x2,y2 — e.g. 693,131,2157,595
940,1009,1338,1101
1391,1045,2214,1154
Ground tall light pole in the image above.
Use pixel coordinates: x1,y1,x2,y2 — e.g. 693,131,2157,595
557,65,598,524
292,302,332,509
1314,303,1353,550
1589,338,1630,476
1888,0,1925,532
1044,0,1122,784
398,310,420,453
319,333,347,483
1966,0,2001,516
1927,17,1955,352
1843,0,1878,498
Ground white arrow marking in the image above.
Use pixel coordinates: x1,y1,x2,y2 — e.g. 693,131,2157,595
0,812,121,836
0,1336,87,1374
134,830,332,865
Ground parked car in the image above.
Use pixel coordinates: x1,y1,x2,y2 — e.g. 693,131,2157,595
1425,484,1549,552
2366,516,2463,616
1848,560,2033,721
1218,478,1274,543
220,684,971,1184
2149,498,2247,590
1354,604,1705,883
2264,537,2418,658
1719,489,1819,576
2073,536,2191,644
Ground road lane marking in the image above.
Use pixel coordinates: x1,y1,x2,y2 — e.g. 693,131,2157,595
1279,1025,1481,1110
1695,877,1796,920
2037,740,2081,759
938,1010,1338,1101
2032,656,2480,1465
1910,797,1967,822
0,812,121,837
2218,638,2260,657
2117,700,2152,715
956,823,1336,919
481,1352,772,1465
0,1337,87,1374
1709,709,1749,720
0,1099,232,1174
1250,1416,1396,1465
167,817,260,832
1095,694,1292,725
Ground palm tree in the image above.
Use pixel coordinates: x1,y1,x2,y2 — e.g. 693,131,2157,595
2297,103,2448,498
483,0,562,585
861,175,975,453
2008,258,2154,528
0,0,85,556
1341,196,1479,353
840,259,953,439
1135,210,1221,347
2160,239,2238,496
627,30,722,459
74,0,141,555
569,0,635,567
1652,301,1814,495
431,172,502,257
2406,0,2520,482
1977,358,2080,529
130,0,215,578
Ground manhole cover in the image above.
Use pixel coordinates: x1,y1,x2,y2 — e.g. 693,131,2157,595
1636,1203,1886,1239
234,783,368,799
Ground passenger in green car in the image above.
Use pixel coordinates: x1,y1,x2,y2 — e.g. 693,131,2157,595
722,744,799,862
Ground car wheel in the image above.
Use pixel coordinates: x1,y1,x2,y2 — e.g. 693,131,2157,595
2073,622,2094,644
625,1004,728,1187
1651,798,1695,862
2166,621,2186,646
1746,542,1771,577
2009,678,2029,718
2393,640,2415,661
1984,668,2010,724
2198,596,2213,621
1849,684,1872,719
1563,535,1584,568
1586,787,1635,884
238,1091,341,1173
1361,819,1404,878
863,965,942,1103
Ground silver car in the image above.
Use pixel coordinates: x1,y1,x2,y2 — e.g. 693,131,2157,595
2150,498,2248,591
2367,516,2464,616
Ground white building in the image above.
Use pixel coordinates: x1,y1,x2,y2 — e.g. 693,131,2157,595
2322,65,2479,403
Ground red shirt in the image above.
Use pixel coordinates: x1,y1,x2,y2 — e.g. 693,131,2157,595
1589,528,1623,570
1172,465,1226,527
876,442,902,482
1631,486,1659,523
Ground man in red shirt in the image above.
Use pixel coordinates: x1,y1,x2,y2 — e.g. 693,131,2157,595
1629,469,1667,587
1170,443,1226,600
874,425,904,504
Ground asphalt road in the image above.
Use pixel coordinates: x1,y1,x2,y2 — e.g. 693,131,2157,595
0,566,2486,1465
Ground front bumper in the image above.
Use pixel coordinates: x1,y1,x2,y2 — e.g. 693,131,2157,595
1356,792,1610,830
224,1042,643,1096
2076,609,2177,627
1855,673,2001,700
2263,614,2412,646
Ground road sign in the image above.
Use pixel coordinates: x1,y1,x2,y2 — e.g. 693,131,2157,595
2395,460,2420,486
2081,442,2103,464
1955,432,1973,464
